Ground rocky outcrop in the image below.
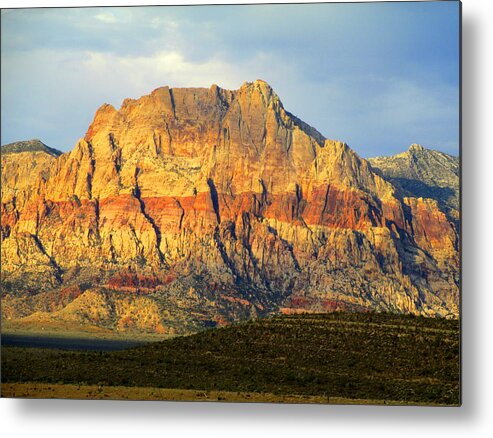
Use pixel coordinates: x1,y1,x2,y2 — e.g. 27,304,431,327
369,144,460,224
1,81,460,334
1,140,63,244
1,140,62,205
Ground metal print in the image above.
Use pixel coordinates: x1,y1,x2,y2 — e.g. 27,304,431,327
0,1,461,405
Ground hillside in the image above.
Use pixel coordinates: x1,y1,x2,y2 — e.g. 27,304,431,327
1,312,460,405
1,139,62,157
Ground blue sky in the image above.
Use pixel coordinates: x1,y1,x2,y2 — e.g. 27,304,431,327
1,2,460,157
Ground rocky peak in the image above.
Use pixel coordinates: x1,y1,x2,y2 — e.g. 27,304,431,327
408,143,426,153
240,78,271,90
66,82,333,199
239,79,274,99
368,144,460,222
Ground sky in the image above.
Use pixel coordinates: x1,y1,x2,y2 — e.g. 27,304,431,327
1,1,460,157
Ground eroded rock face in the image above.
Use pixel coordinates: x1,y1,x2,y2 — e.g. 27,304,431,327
1,81,460,334
1,140,62,246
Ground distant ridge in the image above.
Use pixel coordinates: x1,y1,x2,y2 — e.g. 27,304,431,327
369,144,459,222
1,139,62,157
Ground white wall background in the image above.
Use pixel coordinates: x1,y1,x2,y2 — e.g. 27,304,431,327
1,0,491,437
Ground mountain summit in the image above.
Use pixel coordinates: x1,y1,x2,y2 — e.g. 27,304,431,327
1,82,459,334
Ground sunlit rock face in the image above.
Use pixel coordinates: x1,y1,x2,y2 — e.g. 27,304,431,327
1,81,460,334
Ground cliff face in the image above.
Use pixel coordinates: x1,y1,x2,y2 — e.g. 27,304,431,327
1,81,460,334
1,140,61,206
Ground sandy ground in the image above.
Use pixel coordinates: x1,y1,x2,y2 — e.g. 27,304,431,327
1,383,455,406
1,322,170,342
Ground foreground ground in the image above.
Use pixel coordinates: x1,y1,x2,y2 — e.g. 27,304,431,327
1,383,451,406
1,313,460,405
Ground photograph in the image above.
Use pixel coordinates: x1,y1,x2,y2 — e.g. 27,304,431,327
1,1,460,406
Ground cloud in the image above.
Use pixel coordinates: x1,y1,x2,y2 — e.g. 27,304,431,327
81,50,242,92
75,49,269,103
94,13,118,24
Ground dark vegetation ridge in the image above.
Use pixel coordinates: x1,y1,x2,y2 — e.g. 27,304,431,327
1,313,460,405
1,139,63,157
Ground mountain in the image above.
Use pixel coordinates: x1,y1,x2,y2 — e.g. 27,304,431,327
369,144,459,224
0,81,460,335
1,139,63,157
1,140,63,212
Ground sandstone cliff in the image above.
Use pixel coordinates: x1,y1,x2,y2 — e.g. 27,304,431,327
1,81,460,334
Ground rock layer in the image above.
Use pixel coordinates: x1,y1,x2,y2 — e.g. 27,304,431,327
1,81,460,334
